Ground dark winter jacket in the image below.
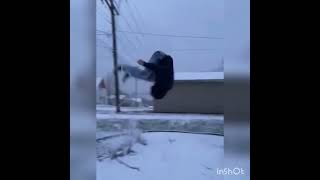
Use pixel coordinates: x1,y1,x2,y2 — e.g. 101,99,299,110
142,55,174,99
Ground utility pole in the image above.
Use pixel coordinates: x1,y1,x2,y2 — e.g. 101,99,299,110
135,79,138,107
104,0,120,112
106,73,112,105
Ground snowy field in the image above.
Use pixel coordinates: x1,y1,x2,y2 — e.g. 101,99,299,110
97,132,224,180
96,105,224,179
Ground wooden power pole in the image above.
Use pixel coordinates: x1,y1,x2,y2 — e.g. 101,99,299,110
104,0,120,112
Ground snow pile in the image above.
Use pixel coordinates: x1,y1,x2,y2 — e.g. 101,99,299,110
97,122,147,161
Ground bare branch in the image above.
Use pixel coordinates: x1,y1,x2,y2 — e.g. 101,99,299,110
202,164,213,171
116,158,140,171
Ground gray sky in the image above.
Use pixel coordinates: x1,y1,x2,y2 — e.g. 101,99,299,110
96,0,224,96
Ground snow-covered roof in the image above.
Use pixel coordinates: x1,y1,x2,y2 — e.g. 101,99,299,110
174,72,224,82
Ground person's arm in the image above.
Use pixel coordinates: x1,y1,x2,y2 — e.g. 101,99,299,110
142,62,158,71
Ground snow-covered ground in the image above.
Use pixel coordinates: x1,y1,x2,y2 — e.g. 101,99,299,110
97,132,224,180
97,105,224,179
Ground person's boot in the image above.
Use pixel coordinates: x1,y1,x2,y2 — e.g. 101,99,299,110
122,73,130,83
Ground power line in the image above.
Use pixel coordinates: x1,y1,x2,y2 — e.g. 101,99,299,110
102,0,119,15
129,0,146,30
172,49,216,51
96,33,111,37
97,38,111,46
97,29,136,49
97,29,217,52
98,14,111,24
113,0,143,46
97,3,112,25
97,37,131,64
96,45,110,50
124,1,143,35
96,44,111,50
113,3,143,46
97,29,136,60
118,33,137,49
170,51,217,54
99,0,112,15
116,36,136,60
123,1,144,47
117,30,224,39
96,29,111,36
119,14,134,33
118,15,143,45
115,29,137,49
127,1,143,46
96,29,109,32
96,40,132,67
99,0,107,8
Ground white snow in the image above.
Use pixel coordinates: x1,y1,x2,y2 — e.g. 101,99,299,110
130,98,142,102
97,132,224,180
108,95,127,99
174,72,224,81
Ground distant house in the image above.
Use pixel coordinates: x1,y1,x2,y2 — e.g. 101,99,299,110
98,75,139,106
153,72,224,114
96,77,108,104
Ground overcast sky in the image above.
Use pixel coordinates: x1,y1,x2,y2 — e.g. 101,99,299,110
96,0,224,96
97,0,224,74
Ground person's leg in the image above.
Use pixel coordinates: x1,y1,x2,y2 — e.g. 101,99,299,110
118,51,166,82
120,64,155,82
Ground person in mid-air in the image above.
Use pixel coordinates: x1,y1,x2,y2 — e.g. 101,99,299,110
117,51,174,99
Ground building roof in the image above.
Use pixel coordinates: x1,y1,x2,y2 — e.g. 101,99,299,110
174,72,224,82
